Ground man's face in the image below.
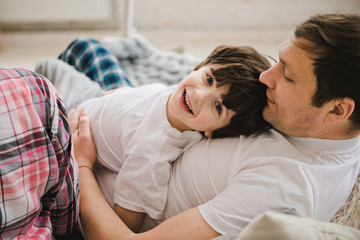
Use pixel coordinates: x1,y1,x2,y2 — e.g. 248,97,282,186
259,38,332,138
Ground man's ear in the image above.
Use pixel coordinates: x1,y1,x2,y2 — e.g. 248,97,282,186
204,131,213,138
325,97,355,124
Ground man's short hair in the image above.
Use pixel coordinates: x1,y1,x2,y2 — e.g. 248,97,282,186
294,14,360,128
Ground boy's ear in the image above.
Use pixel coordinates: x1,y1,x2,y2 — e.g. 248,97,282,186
204,131,213,138
325,97,355,125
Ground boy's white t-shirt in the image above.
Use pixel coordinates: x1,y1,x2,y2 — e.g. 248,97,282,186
79,83,202,219
141,129,360,235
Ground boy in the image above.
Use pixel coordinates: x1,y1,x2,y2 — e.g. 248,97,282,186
77,44,271,231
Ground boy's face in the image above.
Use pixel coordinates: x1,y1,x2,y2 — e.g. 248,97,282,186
167,66,235,137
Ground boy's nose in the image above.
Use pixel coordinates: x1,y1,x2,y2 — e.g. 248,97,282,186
194,88,213,106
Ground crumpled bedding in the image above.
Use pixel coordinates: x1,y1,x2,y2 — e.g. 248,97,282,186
35,32,201,109
35,32,360,239
100,32,201,87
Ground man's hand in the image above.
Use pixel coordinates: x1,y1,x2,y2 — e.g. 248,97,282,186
101,86,132,96
69,108,96,169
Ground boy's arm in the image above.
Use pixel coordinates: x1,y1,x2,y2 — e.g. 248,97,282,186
114,204,145,233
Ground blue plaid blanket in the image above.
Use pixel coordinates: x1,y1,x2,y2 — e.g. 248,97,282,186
59,37,132,90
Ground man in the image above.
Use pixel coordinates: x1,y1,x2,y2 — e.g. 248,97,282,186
0,69,80,239
72,13,360,239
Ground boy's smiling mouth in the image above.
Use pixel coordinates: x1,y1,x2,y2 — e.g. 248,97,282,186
183,89,194,114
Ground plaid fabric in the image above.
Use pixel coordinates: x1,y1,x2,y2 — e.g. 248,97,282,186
0,68,79,239
59,37,132,90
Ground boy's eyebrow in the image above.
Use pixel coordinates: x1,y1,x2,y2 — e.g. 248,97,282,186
222,105,230,119
208,68,216,79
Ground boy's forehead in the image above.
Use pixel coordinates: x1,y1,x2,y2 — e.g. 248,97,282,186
202,66,215,76
200,65,212,71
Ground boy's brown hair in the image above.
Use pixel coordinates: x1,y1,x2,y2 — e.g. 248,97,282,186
194,45,271,138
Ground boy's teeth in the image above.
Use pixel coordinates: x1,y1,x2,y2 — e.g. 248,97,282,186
183,90,193,114
185,93,192,110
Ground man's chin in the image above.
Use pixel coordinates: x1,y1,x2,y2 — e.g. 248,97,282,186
262,108,271,123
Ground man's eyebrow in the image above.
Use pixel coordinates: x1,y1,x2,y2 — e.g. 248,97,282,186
280,58,296,77
280,58,288,68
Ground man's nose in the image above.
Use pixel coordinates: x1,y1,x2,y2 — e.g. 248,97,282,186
259,65,277,89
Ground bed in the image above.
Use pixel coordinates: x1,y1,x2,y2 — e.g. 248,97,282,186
34,1,360,236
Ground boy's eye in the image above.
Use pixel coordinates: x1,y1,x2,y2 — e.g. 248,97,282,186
215,102,222,115
207,75,214,86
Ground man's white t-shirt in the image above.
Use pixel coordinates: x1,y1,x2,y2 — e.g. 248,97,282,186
80,83,202,219
141,129,360,235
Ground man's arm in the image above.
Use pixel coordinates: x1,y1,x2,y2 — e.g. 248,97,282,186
114,204,145,233
79,167,219,240
71,109,220,240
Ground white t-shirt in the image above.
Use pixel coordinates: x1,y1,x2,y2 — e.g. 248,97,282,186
141,129,360,235
79,83,202,219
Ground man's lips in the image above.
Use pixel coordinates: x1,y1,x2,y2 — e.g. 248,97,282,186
266,93,275,105
183,89,194,114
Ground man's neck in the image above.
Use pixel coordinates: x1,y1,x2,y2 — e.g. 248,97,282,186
313,125,360,140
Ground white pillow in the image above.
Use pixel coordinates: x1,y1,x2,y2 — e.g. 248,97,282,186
236,211,360,240
331,173,360,229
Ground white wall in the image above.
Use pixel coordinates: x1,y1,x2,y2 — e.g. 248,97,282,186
0,0,112,23
133,0,360,30
0,0,359,30
0,0,116,30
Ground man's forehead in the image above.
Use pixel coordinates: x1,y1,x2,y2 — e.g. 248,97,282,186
278,37,316,82
278,39,296,73
278,38,296,58
279,38,293,50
